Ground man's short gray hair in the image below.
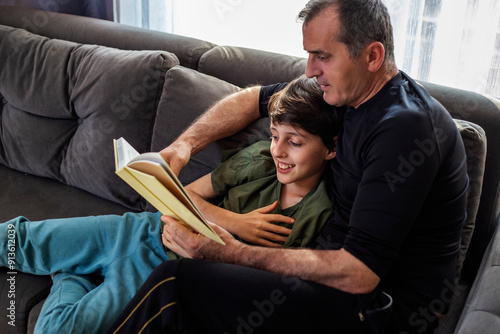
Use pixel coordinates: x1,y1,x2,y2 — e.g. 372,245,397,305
298,0,395,65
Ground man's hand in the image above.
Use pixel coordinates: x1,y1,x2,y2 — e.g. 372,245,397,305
161,215,241,260
159,141,192,176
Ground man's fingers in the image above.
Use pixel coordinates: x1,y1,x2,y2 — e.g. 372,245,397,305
162,215,187,231
167,159,183,177
159,143,192,176
162,216,195,246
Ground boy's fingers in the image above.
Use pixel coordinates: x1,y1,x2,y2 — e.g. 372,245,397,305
265,214,294,225
255,201,279,213
266,224,292,236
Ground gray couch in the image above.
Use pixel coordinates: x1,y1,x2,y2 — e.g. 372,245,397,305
0,5,499,334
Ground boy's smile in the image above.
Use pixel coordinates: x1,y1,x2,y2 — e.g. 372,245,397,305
276,161,295,173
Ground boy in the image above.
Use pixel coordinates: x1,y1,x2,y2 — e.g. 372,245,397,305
0,75,342,333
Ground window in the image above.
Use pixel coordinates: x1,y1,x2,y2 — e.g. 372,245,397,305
114,0,500,97
384,0,500,96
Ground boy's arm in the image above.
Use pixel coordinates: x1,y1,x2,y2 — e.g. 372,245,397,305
160,86,262,175
185,174,293,247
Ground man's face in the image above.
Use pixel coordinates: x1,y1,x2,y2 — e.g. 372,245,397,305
302,7,370,108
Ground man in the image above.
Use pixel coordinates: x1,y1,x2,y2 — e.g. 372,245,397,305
108,1,467,333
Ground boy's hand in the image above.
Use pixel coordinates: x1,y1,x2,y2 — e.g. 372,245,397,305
231,201,293,247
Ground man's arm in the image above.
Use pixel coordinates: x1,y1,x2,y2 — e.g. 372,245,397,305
160,86,262,175
161,216,380,294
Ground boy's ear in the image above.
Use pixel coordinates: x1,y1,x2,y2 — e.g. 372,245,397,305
325,136,337,160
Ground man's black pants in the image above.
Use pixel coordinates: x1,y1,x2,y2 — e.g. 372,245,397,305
107,259,419,334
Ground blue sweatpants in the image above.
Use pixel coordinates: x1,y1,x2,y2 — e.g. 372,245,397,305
0,211,169,334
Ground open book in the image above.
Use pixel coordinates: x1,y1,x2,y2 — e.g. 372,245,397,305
113,137,224,245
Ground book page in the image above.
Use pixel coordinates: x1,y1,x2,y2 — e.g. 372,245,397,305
115,137,140,170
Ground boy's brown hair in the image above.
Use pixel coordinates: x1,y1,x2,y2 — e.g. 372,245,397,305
268,75,343,151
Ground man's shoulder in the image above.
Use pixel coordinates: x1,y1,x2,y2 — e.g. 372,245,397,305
377,72,452,128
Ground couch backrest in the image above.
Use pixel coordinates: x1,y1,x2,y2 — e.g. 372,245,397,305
198,45,307,87
0,5,215,69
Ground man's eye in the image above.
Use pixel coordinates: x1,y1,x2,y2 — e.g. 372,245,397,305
270,136,278,141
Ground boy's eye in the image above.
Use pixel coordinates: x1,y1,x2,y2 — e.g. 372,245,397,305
270,136,302,147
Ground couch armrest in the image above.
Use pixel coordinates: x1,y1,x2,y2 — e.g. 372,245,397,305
454,220,500,333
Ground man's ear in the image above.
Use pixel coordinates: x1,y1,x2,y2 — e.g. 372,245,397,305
325,136,338,160
365,41,385,73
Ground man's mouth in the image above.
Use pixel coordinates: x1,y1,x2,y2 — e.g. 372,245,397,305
315,77,329,90
318,82,330,90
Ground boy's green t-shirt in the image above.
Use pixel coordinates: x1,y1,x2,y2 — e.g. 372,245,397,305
211,140,333,248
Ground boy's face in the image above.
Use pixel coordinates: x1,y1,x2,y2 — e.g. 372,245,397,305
270,122,335,191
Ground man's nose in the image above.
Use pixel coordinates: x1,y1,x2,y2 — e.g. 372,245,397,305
305,55,320,78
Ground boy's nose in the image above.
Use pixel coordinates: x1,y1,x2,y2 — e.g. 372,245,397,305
272,140,287,158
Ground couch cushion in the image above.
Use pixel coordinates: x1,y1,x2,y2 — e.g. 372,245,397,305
454,119,487,280
0,25,180,210
454,223,500,334
151,66,271,187
0,164,132,222
434,120,487,333
421,81,500,285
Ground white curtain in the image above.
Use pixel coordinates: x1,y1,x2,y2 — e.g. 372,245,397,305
114,0,500,97
385,0,499,96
